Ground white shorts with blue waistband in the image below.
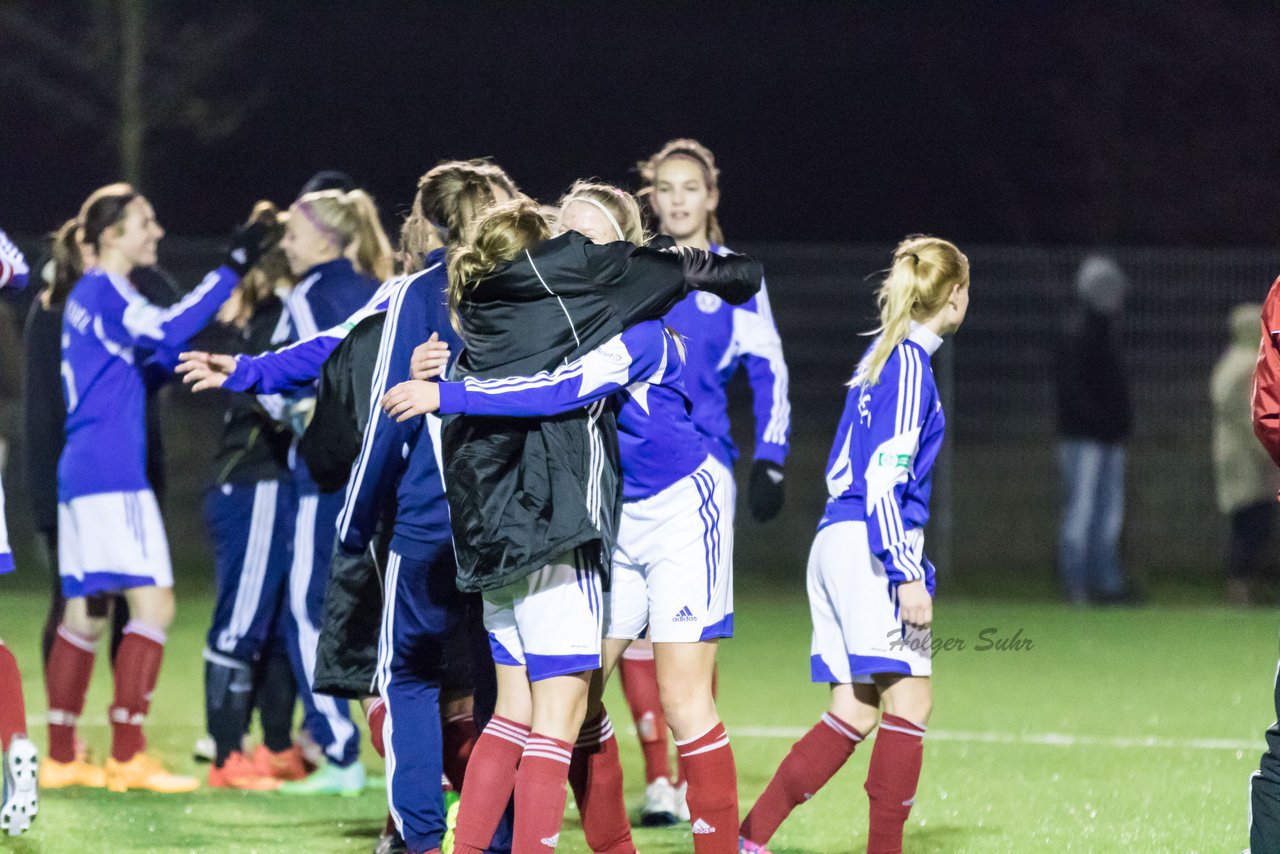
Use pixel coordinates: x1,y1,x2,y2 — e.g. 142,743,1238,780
58,489,173,597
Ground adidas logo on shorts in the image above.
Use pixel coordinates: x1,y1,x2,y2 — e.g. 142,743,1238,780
672,605,697,623
691,818,716,834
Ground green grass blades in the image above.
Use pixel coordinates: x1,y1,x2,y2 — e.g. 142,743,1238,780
1,588,1274,852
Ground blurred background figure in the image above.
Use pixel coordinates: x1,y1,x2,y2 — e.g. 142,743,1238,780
1054,254,1137,605
1212,303,1279,607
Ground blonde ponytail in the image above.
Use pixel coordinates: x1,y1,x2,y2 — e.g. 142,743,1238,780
293,189,393,281
854,235,969,387
447,198,550,336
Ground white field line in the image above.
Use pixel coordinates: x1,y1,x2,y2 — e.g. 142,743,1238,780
26,715,1262,753
724,725,1261,753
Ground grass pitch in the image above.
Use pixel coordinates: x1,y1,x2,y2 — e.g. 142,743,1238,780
0,583,1274,853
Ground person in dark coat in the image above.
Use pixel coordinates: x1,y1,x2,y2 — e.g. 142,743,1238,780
1053,254,1137,605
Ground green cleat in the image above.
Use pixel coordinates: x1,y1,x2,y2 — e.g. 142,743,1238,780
277,762,366,796
442,789,461,854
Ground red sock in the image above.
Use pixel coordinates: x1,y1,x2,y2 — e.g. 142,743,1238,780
865,714,926,854
0,642,27,751
676,722,739,853
367,697,387,758
46,625,97,762
110,621,165,763
453,715,529,854
618,653,671,783
443,711,477,790
568,710,633,854
740,712,863,845
514,733,572,852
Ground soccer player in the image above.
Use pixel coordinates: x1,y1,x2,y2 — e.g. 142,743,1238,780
738,236,970,854
333,162,513,854
1,227,38,837
44,183,277,793
201,201,300,790
387,191,762,853
627,138,792,823
1248,274,1280,852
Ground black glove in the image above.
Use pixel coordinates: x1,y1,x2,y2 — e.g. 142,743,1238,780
748,459,785,521
224,217,283,276
676,246,763,306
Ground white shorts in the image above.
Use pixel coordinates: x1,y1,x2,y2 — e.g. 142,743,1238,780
58,489,173,598
483,550,603,682
607,456,734,644
808,520,931,684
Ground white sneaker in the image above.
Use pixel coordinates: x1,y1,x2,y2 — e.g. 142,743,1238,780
2,737,39,837
640,776,679,826
676,779,691,822
191,733,215,764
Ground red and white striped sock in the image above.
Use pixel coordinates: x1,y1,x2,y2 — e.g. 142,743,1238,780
46,626,97,763
110,621,165,762
568,710,633,854
367,697,387,758
740,712,863,845
452,715,529,854
865,713,926,854
618,652,671,784
442,711,477,790
676,722,739,853
0,642,27,751
514,733,573,852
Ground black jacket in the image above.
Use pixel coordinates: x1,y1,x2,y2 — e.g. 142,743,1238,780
210,297,294,487
1054,302,1132,442
298,312,386,494
445,232,761,593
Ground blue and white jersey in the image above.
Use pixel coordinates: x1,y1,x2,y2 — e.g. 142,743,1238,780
223,256,395,395
661,244,790,468
0,229,29,291
59,266,239,500
336,257,458,559
820,324,945,590
437,320,707,502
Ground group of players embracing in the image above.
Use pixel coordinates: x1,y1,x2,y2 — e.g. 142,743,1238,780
1,137,971,854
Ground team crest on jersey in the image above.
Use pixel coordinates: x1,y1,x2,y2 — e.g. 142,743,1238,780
695,292,722,314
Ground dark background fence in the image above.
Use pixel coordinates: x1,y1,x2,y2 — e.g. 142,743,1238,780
2,237,1277,599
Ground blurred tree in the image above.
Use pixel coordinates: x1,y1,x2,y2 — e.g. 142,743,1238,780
0,0,263,187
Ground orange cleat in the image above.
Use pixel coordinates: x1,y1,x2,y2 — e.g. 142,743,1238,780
208,751,281,791
38,756,106,789
251,744,308,781
105,753,200,793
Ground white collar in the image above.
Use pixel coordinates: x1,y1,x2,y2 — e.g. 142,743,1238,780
907,321,944,356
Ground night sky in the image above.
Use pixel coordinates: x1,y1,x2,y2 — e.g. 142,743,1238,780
3,2,1280,246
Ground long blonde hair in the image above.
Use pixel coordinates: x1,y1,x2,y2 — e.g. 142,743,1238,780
558,180,647,245
293,189,393,281
447,198,550,335
854,235,969,387
637,138,724,246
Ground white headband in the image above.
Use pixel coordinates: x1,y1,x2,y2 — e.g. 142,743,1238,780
566,197,625,242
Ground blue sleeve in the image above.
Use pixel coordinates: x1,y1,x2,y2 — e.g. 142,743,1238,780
437,322,671,417
223,279,396,394
861,348,929,585
335,280,423,554
118,266,239,350
734,282,791,464
0,229,29,291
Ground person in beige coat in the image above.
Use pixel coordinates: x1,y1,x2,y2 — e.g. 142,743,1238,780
1212,302,1279,605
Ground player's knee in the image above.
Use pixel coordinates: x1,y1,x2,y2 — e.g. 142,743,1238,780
658,682,716,740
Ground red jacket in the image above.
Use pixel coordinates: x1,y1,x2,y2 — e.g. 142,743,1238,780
1252,276,1280,468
